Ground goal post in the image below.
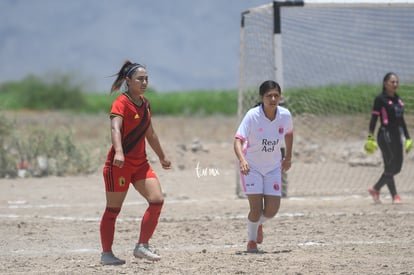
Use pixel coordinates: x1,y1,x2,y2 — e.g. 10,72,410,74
237,0,414,197
239,0,414,116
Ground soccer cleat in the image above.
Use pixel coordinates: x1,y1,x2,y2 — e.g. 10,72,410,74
256,224,263,244
246,240,258,253
392,194,402,204
134,243,161,261
368,187,381,204
100,251,126,265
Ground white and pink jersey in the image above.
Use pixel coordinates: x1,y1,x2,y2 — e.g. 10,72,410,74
235,105,293,175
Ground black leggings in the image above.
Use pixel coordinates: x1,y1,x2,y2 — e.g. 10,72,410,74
373,127,403,196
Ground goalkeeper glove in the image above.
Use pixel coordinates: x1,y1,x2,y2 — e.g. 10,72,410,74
406,139,412,153
364,134,378,154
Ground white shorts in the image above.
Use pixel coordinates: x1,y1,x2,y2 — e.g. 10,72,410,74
240,168,282,196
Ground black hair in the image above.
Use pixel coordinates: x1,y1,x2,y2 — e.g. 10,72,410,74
259,80,281,96
254,80,282,106
110,61,146,94
382,72,398,93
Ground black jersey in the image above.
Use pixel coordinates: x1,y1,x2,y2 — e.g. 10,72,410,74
369,92,410,139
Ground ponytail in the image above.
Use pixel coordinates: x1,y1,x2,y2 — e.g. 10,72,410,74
110,61,145,94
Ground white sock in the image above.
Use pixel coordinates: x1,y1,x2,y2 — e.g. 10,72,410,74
259,214,270,225
247,219,260,241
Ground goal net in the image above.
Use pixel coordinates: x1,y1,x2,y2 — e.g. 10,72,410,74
238,0,414,197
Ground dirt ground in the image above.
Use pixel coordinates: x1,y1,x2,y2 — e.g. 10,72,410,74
1,112,414,274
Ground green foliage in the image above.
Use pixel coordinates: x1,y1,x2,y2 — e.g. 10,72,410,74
1,74,413,116
145,90,238,115
0,75,238,115
83,89,238,115
0,113,17,177
398,84,414,112
282,85,373,115
0,74,87,110
283,84,414,115
17,128,92,176
0,113,93,178
83,93,114,113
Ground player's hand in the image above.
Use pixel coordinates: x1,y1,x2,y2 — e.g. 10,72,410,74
113,152,124,168
282,159,291,172
239,159,250,175
160,158,172,170
364,134,378,154
405,139,412,153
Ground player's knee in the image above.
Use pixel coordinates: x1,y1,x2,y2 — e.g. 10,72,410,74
248,211,262,222
264,204,280,217
263,210,278,218
145,190,164,203
385,169,400,176
394,165,402,175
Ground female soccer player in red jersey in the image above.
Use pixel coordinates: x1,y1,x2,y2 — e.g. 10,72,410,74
365,72,412,204
234,80,293,252
100,61,171,265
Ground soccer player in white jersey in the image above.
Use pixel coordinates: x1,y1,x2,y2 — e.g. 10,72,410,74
234,80,293,252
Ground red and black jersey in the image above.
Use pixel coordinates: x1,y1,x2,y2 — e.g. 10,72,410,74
106,93,151,167
369,92,410,139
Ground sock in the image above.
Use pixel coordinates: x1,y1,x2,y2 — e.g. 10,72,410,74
259,214,270,225
247,219,260,242
100,207,121,252
138,201,164,244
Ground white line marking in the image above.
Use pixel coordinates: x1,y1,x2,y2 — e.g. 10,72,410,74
5,239,414,257
2,210,414,223
2,193,413,209
67,248,100,253
0,199,198,209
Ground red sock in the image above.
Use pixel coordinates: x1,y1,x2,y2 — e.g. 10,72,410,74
138,201,164,244
100,207,121,252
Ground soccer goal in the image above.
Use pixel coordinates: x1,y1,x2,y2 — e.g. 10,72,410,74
238,0,414,197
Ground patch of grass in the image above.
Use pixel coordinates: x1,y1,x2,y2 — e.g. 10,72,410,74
1,74,413,116
0,74,87,110
81,89,238,115
283,84,414,115
145,89,238,115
